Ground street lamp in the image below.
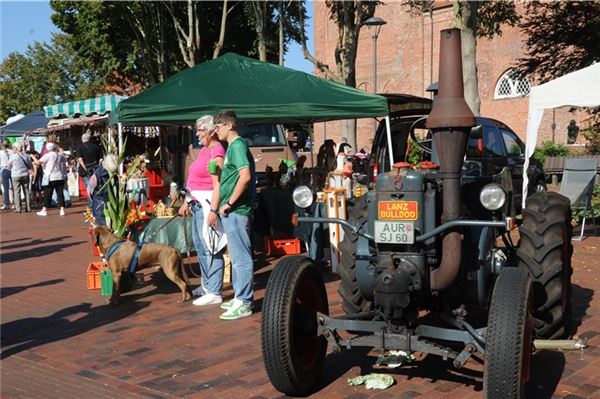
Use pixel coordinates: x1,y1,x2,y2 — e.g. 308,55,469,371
363,16,386,135
363,16,387,94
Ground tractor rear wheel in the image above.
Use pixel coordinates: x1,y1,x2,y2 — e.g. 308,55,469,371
337,195,372,315
484,267,533,399
518,191,573,339
261,256,329,396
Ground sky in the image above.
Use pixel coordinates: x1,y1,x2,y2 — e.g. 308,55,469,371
0,0,314,73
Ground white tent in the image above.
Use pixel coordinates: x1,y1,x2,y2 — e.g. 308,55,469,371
523,63,600,206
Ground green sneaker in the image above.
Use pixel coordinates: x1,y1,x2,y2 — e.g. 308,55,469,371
219,299,252,320
220,299,234,310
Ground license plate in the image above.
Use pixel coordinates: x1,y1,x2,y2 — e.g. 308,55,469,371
374,221,415,244
378,201,418,220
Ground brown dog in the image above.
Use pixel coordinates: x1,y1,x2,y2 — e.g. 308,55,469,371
92,226,192,304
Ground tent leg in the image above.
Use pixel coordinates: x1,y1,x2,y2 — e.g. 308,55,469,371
385,116,394,166
118,123,123,175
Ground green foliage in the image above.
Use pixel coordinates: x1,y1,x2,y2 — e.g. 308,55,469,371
49,1,307,89
406,138,423,165
532,141,571,164
583,124,600,155
0,34,102,124
572,185,600,224
517,1,600,83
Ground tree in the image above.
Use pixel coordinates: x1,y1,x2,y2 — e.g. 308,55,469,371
0,34,101,124
403,1,518,116
50,1,304,89
516,1,600,84
298,0,378,149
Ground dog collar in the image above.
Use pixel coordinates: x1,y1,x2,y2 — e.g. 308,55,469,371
105,241,124,261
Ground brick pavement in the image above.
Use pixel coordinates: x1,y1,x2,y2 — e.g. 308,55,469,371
1,199,599,398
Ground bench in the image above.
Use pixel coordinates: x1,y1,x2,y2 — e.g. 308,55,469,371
543,155,600,185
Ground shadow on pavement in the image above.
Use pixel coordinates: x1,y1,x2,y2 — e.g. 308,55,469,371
570,283,594,335
526,350,565,399
0,240,86,264
0,237,31,244
0,235,71,251
0,278,64,299
0,300,151,360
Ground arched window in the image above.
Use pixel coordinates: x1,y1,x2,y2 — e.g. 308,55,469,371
494,69,530,99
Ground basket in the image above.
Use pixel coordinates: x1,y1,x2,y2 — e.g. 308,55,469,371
264,236,302,256
87,261,108,289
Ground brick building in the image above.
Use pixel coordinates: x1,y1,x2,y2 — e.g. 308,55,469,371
312,1,589,152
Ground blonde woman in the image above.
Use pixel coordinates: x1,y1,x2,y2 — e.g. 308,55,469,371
179,115,226,306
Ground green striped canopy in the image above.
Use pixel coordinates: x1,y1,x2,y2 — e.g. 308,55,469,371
44,95,126,118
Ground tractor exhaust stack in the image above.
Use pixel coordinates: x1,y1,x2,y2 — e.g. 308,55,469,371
426,28,476,290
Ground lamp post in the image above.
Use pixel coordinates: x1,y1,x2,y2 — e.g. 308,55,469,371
363,16,387,135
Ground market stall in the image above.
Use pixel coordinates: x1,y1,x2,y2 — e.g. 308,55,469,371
107,53,392,261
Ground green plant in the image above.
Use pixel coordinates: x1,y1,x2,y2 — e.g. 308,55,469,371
407,137,424,165
583,125,600,155
99,134,140,238
532,141,571,164
572,184,600,223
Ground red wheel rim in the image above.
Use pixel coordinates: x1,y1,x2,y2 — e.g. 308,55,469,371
292,278,326,370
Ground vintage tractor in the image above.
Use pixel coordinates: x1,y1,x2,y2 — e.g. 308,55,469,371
261,29,576,398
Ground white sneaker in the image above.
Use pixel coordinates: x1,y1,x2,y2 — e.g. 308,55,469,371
36,210,47,216
0,205,6,210
192,285,207,297
59,209,65,216
192,293,223,306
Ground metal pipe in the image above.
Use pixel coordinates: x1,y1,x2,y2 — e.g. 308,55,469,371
534,338,587,351
425,29,476,291
297,216,505,243
385,116,394,166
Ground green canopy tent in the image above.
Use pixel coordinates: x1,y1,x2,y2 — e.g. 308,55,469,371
111,53,396,169
112,53,388,125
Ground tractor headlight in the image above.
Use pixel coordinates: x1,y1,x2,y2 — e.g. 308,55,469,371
293,185,314,209
480,184,506,211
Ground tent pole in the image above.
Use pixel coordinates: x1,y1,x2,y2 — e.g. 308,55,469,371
118,122,123,174
385,116,394,166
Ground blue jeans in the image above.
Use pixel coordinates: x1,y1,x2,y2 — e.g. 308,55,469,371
2,169,11,206
82,175,92,208
191,202,225,294
92,196,106,226
221,211,254,304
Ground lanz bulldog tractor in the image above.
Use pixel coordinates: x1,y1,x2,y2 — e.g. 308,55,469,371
260,29,579,398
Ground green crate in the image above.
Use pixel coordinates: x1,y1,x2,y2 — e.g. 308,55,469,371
101,269,113,296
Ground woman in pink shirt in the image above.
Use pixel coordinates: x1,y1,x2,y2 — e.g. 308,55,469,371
179,115,226,306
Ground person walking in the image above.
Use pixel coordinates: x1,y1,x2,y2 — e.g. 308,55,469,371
7,142,33,213
87,154,118,226
32,142,67,216
1,140,14,209
178,115,226,306
75,130,102,207
213,110,256,320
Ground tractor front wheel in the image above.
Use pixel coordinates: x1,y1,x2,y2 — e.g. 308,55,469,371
484,267,533,399
261,256,329,396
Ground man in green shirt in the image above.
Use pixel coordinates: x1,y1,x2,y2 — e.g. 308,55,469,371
214,110,256,320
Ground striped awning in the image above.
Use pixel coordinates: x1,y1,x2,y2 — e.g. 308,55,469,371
44,95,127,118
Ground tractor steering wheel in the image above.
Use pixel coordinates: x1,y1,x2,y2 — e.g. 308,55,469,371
409,116,433,154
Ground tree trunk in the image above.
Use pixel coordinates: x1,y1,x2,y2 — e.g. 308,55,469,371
252,1,268,62
213,0,229,59
454,1,481,116
279,0,284,65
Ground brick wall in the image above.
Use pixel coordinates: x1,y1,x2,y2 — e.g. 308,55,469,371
312,1,590,152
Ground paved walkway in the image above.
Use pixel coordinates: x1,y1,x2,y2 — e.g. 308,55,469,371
1,199,599,398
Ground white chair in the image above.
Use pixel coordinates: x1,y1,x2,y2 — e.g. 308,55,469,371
559,158,599,240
